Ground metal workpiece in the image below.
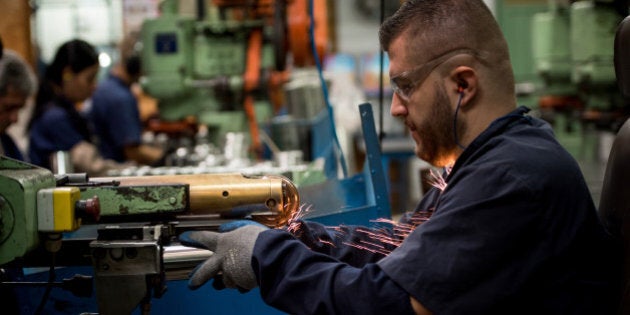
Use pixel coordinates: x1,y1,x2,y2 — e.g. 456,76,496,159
94,173,300,227
162,244,213,281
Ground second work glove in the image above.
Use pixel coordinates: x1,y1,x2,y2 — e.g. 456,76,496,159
179,225,268,291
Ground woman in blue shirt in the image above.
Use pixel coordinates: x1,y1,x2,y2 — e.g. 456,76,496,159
28,39,125,176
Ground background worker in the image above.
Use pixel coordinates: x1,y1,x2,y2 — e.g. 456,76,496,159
28,39,128,176
0,49,37,160
88,33,164,165
0,38,38,315
179,0,620,314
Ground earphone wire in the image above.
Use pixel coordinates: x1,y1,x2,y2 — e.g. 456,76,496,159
454,90,466,150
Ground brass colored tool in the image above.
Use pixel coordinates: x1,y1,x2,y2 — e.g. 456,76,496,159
95,173,300,227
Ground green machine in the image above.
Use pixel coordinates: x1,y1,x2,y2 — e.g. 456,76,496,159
0,157,56,265
140,0,284,146
531,0,628,122
531,0,629,157
0,155,300,314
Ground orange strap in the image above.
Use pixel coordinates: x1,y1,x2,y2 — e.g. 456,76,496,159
244,29,263,158
287,0,328,67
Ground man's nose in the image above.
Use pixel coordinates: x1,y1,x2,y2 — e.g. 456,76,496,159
390,93,407,117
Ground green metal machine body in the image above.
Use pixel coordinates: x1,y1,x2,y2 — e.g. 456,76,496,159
83,184,188,217
571,1,622,110
0,157,188,265
140,0,278,144
531,6,573,96
531,0,625,110
528,0,628,158
0,157,299,313
0,157,56,265
571,2,619,87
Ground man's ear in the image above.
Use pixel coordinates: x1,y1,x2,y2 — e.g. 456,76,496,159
450,66,476,106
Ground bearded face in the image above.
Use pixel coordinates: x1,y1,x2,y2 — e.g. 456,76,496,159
408,82,464,167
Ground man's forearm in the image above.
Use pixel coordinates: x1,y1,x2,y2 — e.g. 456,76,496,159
253,229,415,315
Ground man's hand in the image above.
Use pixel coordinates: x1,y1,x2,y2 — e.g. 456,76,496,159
179,225,267,291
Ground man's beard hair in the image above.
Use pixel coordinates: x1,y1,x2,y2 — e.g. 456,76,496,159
418,82,464,167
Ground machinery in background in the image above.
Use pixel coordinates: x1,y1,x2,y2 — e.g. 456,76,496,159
531,0,629,157
140,0,329,166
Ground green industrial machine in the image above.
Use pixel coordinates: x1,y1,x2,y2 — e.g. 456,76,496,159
532,0,624,108
0,155,300,314
0,157,56,265
531,1,573,97
530,0,629,158
140,0,282,145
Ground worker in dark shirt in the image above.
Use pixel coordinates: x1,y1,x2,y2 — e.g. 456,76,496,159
0,49,37,161
89,33,163,165
0,45,38,315
179,1,620,314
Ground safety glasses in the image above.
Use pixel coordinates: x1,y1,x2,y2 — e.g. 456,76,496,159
390,49,475,102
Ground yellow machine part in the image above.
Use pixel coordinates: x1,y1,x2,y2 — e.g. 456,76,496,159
37,187,81,232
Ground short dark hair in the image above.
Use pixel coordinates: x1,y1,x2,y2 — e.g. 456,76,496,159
119,32,142,77
379,0,508,61
379,0,514,89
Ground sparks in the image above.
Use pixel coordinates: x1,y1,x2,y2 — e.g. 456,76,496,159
427,165,452,191
342,241,391,256
318,238,336,247
342,209,434,256
287,203,313,234
288,204,433,256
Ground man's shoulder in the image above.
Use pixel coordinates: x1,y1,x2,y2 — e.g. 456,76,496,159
93,76,132,101
483,118,571,167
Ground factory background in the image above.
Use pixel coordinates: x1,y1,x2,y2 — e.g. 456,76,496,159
1,0,618,208
0,0,627,313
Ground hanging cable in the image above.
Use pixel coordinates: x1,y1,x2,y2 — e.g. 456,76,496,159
34,252,56,315
378,0,386,146
308,0,348,178
454,90,467,150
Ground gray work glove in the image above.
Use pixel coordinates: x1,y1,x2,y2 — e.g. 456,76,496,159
178,225,267,291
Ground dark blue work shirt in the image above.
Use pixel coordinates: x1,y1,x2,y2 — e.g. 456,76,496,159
252,106,620,315
1,133,24,161
89,74,142,163
29,103,89,169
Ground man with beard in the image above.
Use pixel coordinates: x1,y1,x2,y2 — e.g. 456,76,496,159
179,1,620,314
